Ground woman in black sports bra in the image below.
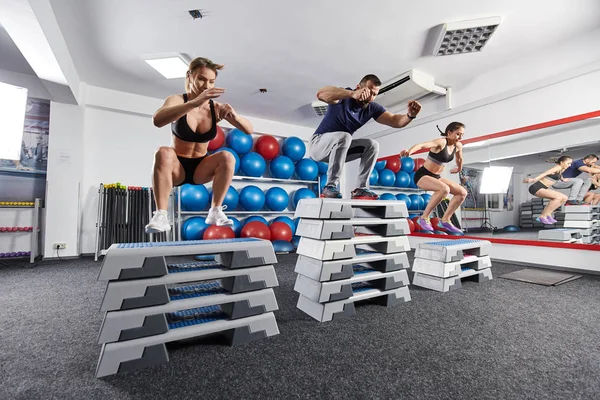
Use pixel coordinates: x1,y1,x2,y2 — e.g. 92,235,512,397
523,156,572,224
145,57,253,234
400,122,467,234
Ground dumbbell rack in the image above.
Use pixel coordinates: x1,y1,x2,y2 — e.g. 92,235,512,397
0,199,42,264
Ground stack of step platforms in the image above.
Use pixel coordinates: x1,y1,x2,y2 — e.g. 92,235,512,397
538,228,583,243
519,202,533,229
563,205,600,244
412,239,493,292
95,238,280,378
293,199,412,322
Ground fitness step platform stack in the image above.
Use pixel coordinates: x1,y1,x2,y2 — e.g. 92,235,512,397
292,198,412,322
412,239,493,292
519,202,533,228
537,228,583,243
95,238,280,378
562,204,600,244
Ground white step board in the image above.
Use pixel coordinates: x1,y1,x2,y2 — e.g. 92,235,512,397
98,238,277,281
564,212,599,221
563,204,600,213
414,239,492,263
96,312,279,378
412,255,491,278
537,228,582,241
98,288,278,344
412,268,493,292
296,218,410,240
297,235,410,261
294,252,409,282
297,285,411,322
294,198,409,220
100,264,278,312
564,220,598,229
294,268,410,303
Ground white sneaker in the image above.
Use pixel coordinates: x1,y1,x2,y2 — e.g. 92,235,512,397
145,211,172,234
205,205,233,226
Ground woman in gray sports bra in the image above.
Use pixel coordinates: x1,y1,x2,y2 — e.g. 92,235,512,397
401,122,467,234
523,156,572,225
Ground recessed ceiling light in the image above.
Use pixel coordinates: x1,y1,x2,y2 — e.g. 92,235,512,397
433,17,501,57
144,54,190,79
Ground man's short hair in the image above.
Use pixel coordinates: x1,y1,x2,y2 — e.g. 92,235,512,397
359,74,381,86
584,154,599,161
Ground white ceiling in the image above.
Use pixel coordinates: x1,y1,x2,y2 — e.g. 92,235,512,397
32,0,600,127
0,23,35,75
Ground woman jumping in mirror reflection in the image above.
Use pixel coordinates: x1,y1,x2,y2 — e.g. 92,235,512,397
401,122,467,234
523,156,572,224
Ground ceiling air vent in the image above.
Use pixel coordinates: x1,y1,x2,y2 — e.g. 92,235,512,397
433,17,502,56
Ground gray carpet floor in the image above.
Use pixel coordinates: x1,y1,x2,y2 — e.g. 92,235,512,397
1,253,599,400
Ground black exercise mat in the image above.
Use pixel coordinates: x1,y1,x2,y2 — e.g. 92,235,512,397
500,268,582,286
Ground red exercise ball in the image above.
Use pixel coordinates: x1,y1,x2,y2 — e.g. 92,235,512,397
269,221,293,242
414,158,426,170
255,135,280,161
385,156,401,173
406,218,415,233
203,225,235,240
207,126,225,151
430,217,442,231
411,216,421,230
240,221,271,240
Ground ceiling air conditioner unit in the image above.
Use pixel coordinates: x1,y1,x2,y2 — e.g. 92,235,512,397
376,69,446,109
311,101,329,117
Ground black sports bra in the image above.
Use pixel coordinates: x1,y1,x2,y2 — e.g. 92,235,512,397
171,93,217,143
427,139,456,165
547,171,562,181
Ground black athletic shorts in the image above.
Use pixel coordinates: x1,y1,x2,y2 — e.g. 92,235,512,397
413,166,441,185
528,181,547,196
177,155,207,185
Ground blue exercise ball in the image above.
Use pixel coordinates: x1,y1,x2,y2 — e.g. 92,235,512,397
379,193,396,201
317,174,328,192
239,185,265,211
293,188,317,209
375,160,386,171
209,186,239,210
317,161,329,174
503,225,520,232
378,169,396,187
394,171,411,188
271,216,296,234
181,216,209,240
409,194,424,211
244,215,268,226
226,128,253,155
213,148,240,174
240,152,266,177
401,157,415,172
272,240,295,253
421,193,432,206
269,155,295,179
408,213,420,219
408,172,417,188
295,158,319,181
230,217,242,237
265,187,289,211
180,184,210,211
291,235,301,249
396,193,412,209
369,169,379,186
281,137,306,161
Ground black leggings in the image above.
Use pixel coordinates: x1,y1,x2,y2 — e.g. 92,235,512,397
528,181,548,196
413,166,441,185
177,155,206,185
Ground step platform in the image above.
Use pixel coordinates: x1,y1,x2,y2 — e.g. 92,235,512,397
98,288,278,344
296,284,411,322
564,212,600,221
537,228,582,242
564,220,598,229
294,198,409,220
95,311,279,378
297,235,410,261
412,255,491,278
294,268,410,303
563,204,600,213
412,267,493,292
294,251,410,282
414,239,492,263
98,238,277,281
296,218,410,240
100,263,278,312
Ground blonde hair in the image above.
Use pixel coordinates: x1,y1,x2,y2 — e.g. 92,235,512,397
185,57,224,91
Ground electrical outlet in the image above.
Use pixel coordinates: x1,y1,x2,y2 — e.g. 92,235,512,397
53,243,66,250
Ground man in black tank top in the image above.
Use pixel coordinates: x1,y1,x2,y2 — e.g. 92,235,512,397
145,57,254,234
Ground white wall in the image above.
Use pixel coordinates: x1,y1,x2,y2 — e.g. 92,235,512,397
0,68,51,99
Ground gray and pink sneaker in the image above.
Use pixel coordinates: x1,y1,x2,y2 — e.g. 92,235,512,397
417,217,434,231
437,220,463,234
